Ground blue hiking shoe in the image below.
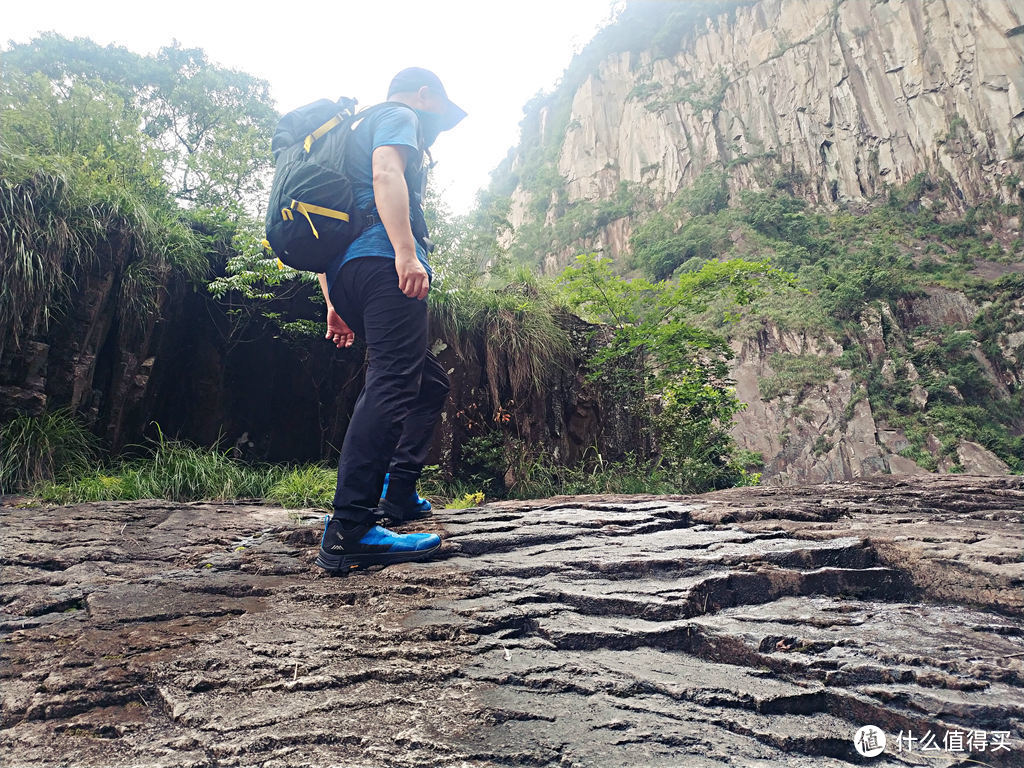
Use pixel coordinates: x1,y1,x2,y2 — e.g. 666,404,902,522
379,472,432,523
315,515,441,574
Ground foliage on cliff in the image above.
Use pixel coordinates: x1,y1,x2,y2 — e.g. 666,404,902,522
464,0,1024,479
625,173,1024,473
559,254,788,489
0,149,206,364
0,35,279,365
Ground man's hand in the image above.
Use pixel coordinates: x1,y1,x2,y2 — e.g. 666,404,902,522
325,307,355,348
396,254,430,300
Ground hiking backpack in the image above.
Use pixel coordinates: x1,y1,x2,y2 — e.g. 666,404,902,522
264,98,397,272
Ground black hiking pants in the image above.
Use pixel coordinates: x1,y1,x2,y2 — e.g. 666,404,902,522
328,256,449,525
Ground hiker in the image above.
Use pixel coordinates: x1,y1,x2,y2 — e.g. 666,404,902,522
313,68,466,574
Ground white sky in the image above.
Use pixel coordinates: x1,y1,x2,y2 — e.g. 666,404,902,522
3,0,619,214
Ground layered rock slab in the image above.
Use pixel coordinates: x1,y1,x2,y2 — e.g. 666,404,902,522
1,475,1022,766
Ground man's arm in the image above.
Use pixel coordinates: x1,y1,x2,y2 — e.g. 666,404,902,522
372,145,429,300
318,272,354,348
317,272,331,305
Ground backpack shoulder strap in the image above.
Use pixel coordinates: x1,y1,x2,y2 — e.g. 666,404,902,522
271,98,341,159
272,96,363,157
303,114,344,152
301,102,399,154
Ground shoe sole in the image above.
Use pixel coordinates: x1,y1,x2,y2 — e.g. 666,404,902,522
315,541,442,574
377,498,433,524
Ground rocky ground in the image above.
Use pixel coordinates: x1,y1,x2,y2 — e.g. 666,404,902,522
1,475,1023,767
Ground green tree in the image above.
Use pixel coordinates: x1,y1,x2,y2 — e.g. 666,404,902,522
0,35,238,359
628,170,733,280
2,34,278,214
558,253,790,489
143,43,277,211
739,188,814,245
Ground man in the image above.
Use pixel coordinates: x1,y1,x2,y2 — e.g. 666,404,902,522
313,68,466,574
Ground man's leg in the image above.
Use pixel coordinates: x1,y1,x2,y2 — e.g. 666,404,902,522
331,258,429,521
317,258,440,572
385,351,450,501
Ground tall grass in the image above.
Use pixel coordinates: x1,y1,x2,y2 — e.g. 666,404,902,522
505,452,681,499
418,448,690,506
429,264,573,399
128,430,275,501
0,409,99,494
36,430,283,504
265,465,336,510
0,152,88,361
21,427,738,508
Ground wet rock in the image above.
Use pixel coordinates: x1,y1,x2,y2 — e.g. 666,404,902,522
2,476,1022,766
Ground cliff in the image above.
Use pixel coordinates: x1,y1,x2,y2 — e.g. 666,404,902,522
491,0,1024,484
729,290,1022,485
505,0,1024,267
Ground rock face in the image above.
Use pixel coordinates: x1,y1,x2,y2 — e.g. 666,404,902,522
728,323,895,484
487,0,1024,486
3,475,1022,766
729,282,1022,485
0,243,180,453
509,0,1024,257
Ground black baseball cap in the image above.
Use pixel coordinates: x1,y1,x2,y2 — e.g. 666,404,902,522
387,67,467,130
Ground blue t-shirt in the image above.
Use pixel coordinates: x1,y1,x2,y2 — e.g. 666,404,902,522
326,103,430,291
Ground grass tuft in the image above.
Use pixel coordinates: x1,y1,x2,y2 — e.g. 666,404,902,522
35,428,281,504
266,465,336,510
0,409,99,494
429,265,573,399
0,147,206,361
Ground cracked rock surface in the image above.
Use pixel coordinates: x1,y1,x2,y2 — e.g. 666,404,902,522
2,475,1023,767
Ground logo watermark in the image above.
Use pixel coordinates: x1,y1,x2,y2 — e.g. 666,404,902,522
854,725,886,757
854,726,1014,758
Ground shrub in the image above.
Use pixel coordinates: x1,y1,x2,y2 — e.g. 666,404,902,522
447,491,486,509
759,353,837,400
124,432,271,502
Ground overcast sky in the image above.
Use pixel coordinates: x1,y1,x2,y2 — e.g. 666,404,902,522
4,0,619,214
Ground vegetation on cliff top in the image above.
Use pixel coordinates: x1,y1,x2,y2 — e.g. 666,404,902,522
493,158,1023,474
0,34,277,363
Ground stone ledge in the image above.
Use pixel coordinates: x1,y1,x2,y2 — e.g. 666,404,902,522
1,476,1022,767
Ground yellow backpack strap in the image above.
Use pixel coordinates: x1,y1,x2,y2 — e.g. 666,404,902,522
293,201,349,222
288,200,351,240
260,238,285,270
303,114,343,152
